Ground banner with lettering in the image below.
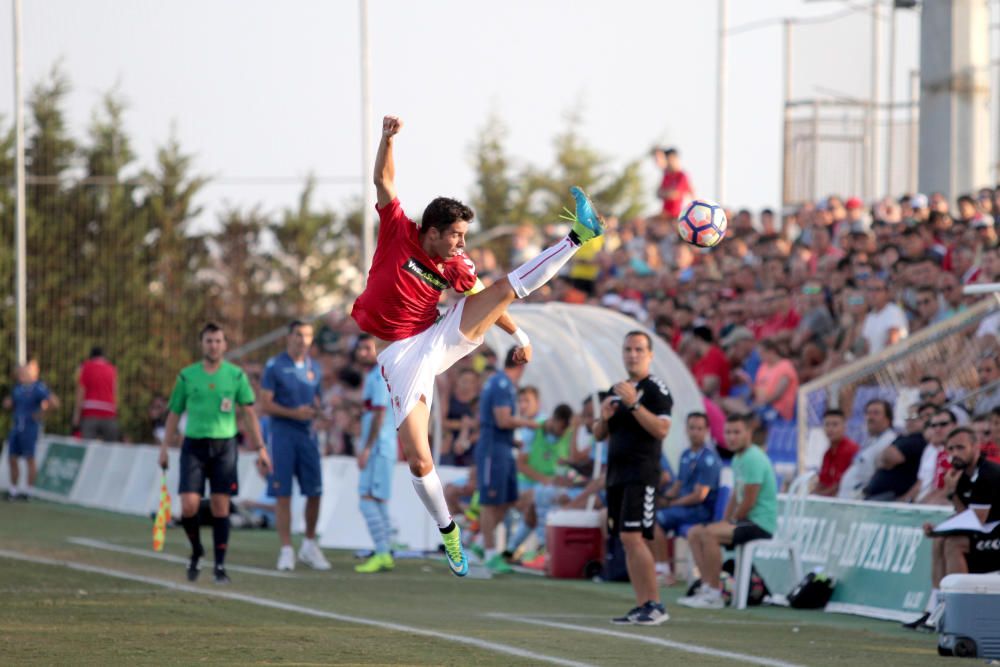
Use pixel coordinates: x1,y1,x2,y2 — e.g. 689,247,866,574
751,497,952,621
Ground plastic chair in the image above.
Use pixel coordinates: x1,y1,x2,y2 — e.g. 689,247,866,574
732,471,814,610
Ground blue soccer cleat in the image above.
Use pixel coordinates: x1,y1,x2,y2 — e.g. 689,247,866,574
561,186,605,245
441,524,469,577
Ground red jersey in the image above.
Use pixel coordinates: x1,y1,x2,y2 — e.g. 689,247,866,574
79,357,118,418
351,198,478,341
692,345,731,397
819,437,859,489
660,170,692,218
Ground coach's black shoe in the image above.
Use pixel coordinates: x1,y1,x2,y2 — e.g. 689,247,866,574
214,566,231,585
633,601,670,626
611,605,644,625
187,545,204,582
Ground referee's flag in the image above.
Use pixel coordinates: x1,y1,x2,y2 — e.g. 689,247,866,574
152,469,171,552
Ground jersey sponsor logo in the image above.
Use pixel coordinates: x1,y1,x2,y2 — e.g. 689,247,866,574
402,257,448,291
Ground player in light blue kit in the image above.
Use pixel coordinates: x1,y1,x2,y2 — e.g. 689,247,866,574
3,360,59,500
259,321,331,571
354,334,399,573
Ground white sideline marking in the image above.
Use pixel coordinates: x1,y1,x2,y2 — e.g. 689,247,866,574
489,613,806,667
67,537,294,579
0,549,593,667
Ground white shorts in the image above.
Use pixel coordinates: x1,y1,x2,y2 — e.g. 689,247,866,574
377,298,482,429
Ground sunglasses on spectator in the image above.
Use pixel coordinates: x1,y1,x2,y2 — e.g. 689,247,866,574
918,389,941,399
928,421,953,428
847,295,866,305
802,285,822,295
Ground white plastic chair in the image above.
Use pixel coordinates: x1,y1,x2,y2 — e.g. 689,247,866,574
732,471,814,610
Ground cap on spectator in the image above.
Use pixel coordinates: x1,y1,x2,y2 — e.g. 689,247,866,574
720,326,754,348
846,197,864,210
911,193,929,210
972,214,995,229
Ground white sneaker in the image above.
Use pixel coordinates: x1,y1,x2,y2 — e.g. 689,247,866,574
277,545,295,571
678,590,725,610
298,539,332,570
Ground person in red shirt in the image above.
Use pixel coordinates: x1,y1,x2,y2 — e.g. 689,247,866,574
350,115,605,577
814,409,860,496
972,413,1000,463
72,346,120,442
755,287,801,342
653,147,693,219
689,326,731,398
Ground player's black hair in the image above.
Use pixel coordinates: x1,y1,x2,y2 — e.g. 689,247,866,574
919,375,943,389
552,403,573,425
199,322,225,341
504,346,520,369
89,346,104,358
420,197,474,235
691,326,713,344
946,426,975,443
518,385,539,399
725,412,753,427
823,409,845,419
865,399,894,423
288,319,311,333
624,330,653,350
686,412,709,427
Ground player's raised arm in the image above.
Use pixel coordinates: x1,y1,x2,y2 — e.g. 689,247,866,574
374,115,402,207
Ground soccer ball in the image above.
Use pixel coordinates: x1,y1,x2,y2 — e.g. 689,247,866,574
678,199,728,248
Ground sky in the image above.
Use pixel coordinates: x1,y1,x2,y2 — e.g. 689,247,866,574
0,0,924,232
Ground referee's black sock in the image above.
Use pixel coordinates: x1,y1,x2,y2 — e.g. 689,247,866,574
181,515,203,558
212,515,230,568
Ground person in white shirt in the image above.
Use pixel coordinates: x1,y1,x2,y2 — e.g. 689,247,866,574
861,277,908,356
913,409,958,505
837,400,898,499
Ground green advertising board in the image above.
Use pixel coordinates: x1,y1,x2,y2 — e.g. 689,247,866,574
35,441,86,496
750,497,952,621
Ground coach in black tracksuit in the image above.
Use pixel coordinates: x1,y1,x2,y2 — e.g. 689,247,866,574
593,330,673,626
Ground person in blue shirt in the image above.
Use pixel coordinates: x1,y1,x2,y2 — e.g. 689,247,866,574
3,360,59,500
259,321,330,572
353,334,399,574
656,412,721,535
477,347,537,573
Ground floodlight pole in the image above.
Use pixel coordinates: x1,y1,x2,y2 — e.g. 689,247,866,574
715,0,728,204
869,0,881,201
13,0,27,366
359,0,375,281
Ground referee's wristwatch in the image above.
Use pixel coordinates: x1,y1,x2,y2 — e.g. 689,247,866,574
627,402,639,412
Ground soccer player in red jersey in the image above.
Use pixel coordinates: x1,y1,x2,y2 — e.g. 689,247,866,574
351,115,604,576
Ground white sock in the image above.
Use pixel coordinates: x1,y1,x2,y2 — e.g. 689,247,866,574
704,586,722,599
281,544,294,554
655,562,671,575
410,469,453,530
507,237,579,298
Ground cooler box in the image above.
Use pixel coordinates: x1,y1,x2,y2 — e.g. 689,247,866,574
546,509,604,579
938,573,1000,658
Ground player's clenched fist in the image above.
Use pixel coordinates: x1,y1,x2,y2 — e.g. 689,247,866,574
382,115,403,138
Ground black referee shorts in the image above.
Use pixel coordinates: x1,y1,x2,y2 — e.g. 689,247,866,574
606,483,656,540
179,437,239,496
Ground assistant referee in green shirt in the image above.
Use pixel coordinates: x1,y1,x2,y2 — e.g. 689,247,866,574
159,322,272,583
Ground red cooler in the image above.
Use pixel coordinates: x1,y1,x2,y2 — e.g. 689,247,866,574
546,509,604,579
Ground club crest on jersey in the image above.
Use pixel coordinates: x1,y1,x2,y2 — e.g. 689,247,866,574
402,257,448,291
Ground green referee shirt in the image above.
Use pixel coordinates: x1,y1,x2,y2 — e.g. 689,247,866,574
168,361,255,439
